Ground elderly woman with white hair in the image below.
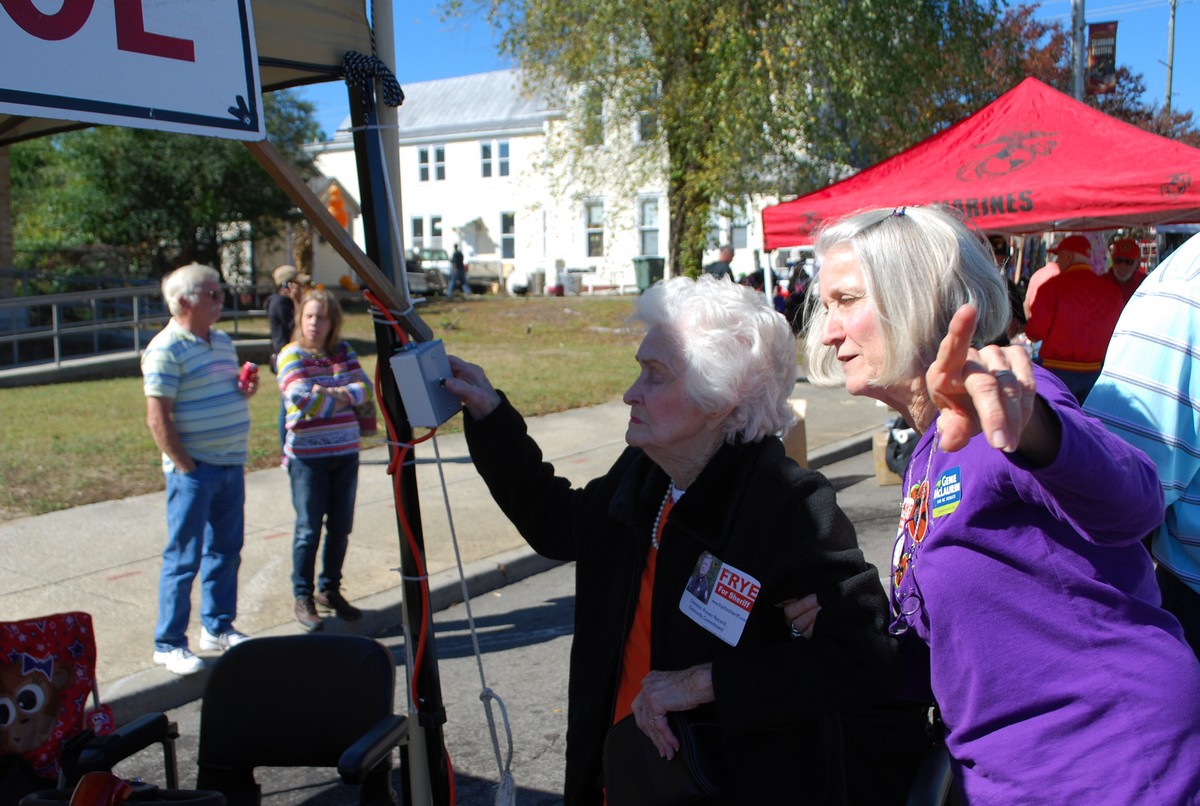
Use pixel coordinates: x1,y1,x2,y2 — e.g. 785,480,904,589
787,205,1200,803
447,276,898,806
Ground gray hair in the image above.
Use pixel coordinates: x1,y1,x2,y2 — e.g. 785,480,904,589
161,263,220,317
803,206,1008,387
632,275,796,443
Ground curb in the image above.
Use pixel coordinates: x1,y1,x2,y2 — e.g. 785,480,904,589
105,433,874,724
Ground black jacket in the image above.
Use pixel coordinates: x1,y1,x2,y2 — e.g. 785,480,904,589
465,395,898,805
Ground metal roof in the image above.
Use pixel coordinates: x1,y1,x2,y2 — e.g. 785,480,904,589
328,68,562,145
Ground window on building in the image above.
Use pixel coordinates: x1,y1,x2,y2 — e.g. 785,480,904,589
638,197,660,256
480,140,510,178
581,87,604,146
434,146,445,181
730,204,749,250
501,212,515,259
585,201,604,257
638,110,659,143
412,217,425,250
418,147,430,182
431,215,443,248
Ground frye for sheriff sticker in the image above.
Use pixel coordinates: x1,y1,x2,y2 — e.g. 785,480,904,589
680,553,761,646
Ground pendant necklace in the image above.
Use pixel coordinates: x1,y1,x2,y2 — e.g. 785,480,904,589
889,431,938,634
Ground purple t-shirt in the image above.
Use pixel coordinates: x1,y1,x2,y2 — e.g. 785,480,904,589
892,367,1200,803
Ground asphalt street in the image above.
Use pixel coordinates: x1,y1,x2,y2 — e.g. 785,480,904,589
103,446,899,805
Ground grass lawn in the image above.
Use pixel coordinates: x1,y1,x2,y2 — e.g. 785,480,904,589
0,295,645,520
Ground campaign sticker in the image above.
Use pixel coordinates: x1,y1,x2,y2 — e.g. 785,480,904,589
679,553,761,646
932,466,962,518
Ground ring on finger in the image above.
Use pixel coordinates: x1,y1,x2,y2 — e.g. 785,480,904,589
789,622,805,639
992,370,1017,382
653,714,665,721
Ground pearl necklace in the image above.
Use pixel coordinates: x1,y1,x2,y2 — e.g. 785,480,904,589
651,484,674,550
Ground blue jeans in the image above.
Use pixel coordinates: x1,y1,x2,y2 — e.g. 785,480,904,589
289,453,359,598
1046,367,1101,405
447,269,472,296
277,394,287,448
155,462,245,651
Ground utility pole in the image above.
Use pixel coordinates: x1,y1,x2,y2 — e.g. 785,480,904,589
1072,0,1086,101
1165,0,1177,115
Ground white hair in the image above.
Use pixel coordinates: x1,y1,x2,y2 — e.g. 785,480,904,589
161,263,220,317
803,206,1008,387
632,275,796,443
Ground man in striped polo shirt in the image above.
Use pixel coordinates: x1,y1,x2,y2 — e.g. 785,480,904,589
1086,232,1200,660
142,263,258,675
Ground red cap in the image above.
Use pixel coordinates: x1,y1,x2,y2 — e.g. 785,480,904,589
1049,234,1091,259
1110,238,1140,261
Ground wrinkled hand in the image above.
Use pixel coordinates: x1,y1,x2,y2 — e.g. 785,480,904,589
443,355,502,420
925,305,1037,453
778,594,821,639
631,665,714,759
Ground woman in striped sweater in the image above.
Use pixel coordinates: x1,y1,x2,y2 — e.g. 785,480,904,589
277,288,373,631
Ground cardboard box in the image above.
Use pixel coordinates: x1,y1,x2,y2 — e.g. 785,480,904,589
873,431,903,486
782,399,808,468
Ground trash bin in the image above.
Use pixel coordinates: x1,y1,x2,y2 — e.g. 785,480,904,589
564,273,583,295
530,270,545,296
632,257,665,292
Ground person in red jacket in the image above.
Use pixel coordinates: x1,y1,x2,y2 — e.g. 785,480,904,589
1107,237,1146,303
1024,234,1124,404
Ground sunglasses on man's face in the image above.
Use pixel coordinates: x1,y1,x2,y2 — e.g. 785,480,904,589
1114,258,1137,265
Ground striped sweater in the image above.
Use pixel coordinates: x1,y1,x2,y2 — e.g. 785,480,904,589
277,340,373,461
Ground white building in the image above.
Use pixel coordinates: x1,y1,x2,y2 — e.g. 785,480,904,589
308,68,775,294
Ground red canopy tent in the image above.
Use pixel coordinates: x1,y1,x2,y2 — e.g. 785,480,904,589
762,78,1200,250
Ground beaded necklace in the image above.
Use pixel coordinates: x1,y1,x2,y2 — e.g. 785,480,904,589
651,484,675,550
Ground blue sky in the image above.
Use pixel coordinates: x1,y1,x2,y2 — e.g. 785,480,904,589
295,2,1196,140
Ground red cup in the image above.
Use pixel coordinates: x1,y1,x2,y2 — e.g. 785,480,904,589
238,361,258,391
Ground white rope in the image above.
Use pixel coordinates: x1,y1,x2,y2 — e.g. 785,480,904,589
430,434,517,805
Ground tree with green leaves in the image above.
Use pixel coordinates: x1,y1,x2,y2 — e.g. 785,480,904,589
462,0,1017,275
456,1,1195,275
11,90,321,279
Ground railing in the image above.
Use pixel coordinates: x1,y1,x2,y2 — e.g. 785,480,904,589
0,284,268,370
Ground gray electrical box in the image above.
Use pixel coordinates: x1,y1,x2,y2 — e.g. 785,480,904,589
389,339,463,428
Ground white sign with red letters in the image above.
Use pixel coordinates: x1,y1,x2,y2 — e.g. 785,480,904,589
680,554,761,646
0,0,264,140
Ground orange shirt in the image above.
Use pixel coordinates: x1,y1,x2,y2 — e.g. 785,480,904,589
612,494,674,724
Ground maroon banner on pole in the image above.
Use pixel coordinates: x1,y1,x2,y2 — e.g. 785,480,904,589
1087,21,1118,96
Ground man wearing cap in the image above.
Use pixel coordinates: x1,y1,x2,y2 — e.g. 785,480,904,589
1025,234,1124,404
266,265,301,447
1107,237,1146,303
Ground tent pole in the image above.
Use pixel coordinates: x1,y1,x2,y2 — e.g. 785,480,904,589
346,80,454,806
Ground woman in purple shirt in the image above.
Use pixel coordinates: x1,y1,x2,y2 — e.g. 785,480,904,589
790,205,1200,803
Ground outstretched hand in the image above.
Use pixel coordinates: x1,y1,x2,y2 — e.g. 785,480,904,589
442,355,502,420
925,305,1038,453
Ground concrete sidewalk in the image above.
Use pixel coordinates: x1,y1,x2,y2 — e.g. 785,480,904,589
0,377,892,722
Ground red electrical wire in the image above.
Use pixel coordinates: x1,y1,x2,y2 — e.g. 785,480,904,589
364,290,456,798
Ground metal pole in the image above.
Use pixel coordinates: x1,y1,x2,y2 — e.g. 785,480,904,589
1072,0,1086,101
1165,0,1177,115
348,79,453,806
